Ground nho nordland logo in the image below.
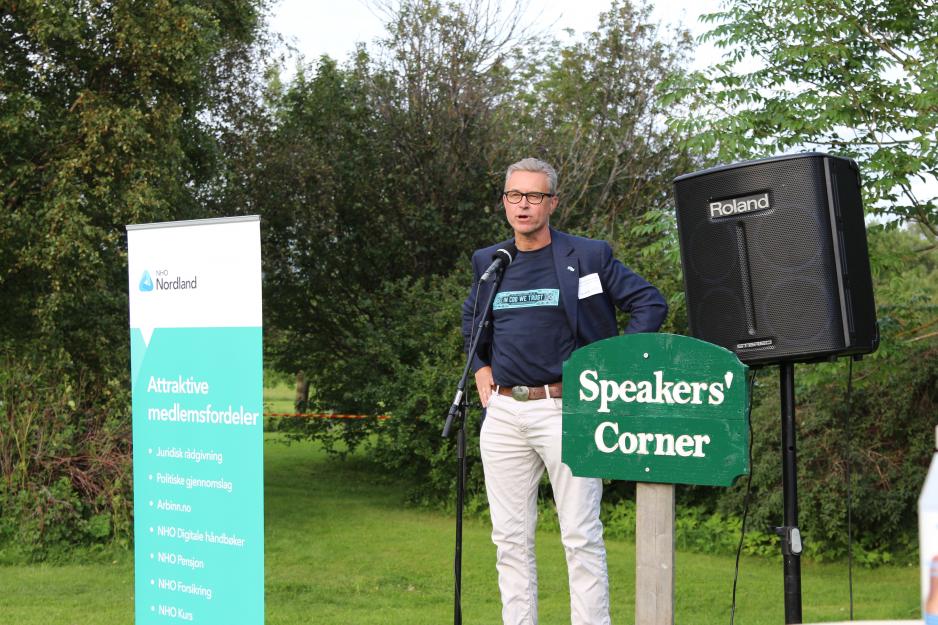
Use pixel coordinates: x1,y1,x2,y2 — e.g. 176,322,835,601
139,269,198,292
139,270,154,292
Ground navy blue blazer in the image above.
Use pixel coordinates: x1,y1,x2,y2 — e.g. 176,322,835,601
461,228,668,374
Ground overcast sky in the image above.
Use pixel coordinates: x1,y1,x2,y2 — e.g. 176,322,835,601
268,0,724,71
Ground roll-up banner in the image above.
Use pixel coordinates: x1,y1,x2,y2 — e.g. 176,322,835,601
127,216,263,624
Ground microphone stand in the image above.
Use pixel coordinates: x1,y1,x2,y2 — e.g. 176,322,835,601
442,264,506,625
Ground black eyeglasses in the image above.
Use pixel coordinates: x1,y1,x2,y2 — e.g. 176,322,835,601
503,191,555,205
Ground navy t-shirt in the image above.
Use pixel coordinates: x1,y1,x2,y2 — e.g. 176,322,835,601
490,244,575,386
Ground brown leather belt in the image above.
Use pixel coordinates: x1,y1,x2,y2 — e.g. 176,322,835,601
497,382,562,401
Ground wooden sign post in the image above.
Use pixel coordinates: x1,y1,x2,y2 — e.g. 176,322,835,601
636,482,674,625
562,333,750,624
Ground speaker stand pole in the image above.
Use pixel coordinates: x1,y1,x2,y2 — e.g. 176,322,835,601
778,362,803,624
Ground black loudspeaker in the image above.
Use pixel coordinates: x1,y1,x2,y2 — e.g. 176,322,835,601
673,153,878,366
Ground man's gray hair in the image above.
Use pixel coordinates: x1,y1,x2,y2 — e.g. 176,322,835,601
505,158,558,194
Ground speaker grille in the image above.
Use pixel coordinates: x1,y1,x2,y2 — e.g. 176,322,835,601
762,278,835,346
696,287,745,341
689,224,737,283
674,153,877,365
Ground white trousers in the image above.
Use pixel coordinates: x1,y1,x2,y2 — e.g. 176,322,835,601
481,392,610,625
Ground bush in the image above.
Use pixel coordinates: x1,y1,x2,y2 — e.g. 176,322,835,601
677,343,936,566
689,227,938,564
0,347,132,562
273,269,486,503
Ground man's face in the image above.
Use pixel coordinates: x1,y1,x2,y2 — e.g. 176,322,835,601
502,170,558,239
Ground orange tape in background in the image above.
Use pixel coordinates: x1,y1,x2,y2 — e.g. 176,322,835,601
264,412,390,420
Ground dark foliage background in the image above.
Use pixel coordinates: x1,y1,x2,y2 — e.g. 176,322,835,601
0,0,271,560
1,0,935,563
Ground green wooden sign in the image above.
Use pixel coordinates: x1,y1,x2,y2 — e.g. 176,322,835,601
562,333,749,487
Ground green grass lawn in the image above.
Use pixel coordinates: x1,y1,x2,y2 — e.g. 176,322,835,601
0,431,921,624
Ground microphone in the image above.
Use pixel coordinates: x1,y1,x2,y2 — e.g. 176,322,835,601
480,243,517,282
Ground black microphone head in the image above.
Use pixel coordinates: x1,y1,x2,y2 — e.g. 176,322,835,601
493,242,518,266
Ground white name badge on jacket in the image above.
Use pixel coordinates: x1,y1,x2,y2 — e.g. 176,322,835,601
578,273,603,299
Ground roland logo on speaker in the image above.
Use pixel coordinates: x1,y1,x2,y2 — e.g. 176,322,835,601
709,191,771,218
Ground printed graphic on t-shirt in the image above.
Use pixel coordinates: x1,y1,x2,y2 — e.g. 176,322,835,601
493,288,560,310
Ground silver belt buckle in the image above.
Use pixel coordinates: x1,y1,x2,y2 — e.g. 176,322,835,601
511,385,530,401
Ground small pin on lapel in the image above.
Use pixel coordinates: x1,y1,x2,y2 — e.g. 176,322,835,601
567,266,575,272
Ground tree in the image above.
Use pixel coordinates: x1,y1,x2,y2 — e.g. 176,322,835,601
236,0,528,413
669,0,938,237
248,0,700,503
499,0,698,334
521,0,696,246
0,0,270,557
1,0,268,372
665,0,938,558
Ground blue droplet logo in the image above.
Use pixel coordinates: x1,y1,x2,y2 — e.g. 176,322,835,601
139,270,154,292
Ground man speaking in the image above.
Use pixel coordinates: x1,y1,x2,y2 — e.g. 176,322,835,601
462,158,667,625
